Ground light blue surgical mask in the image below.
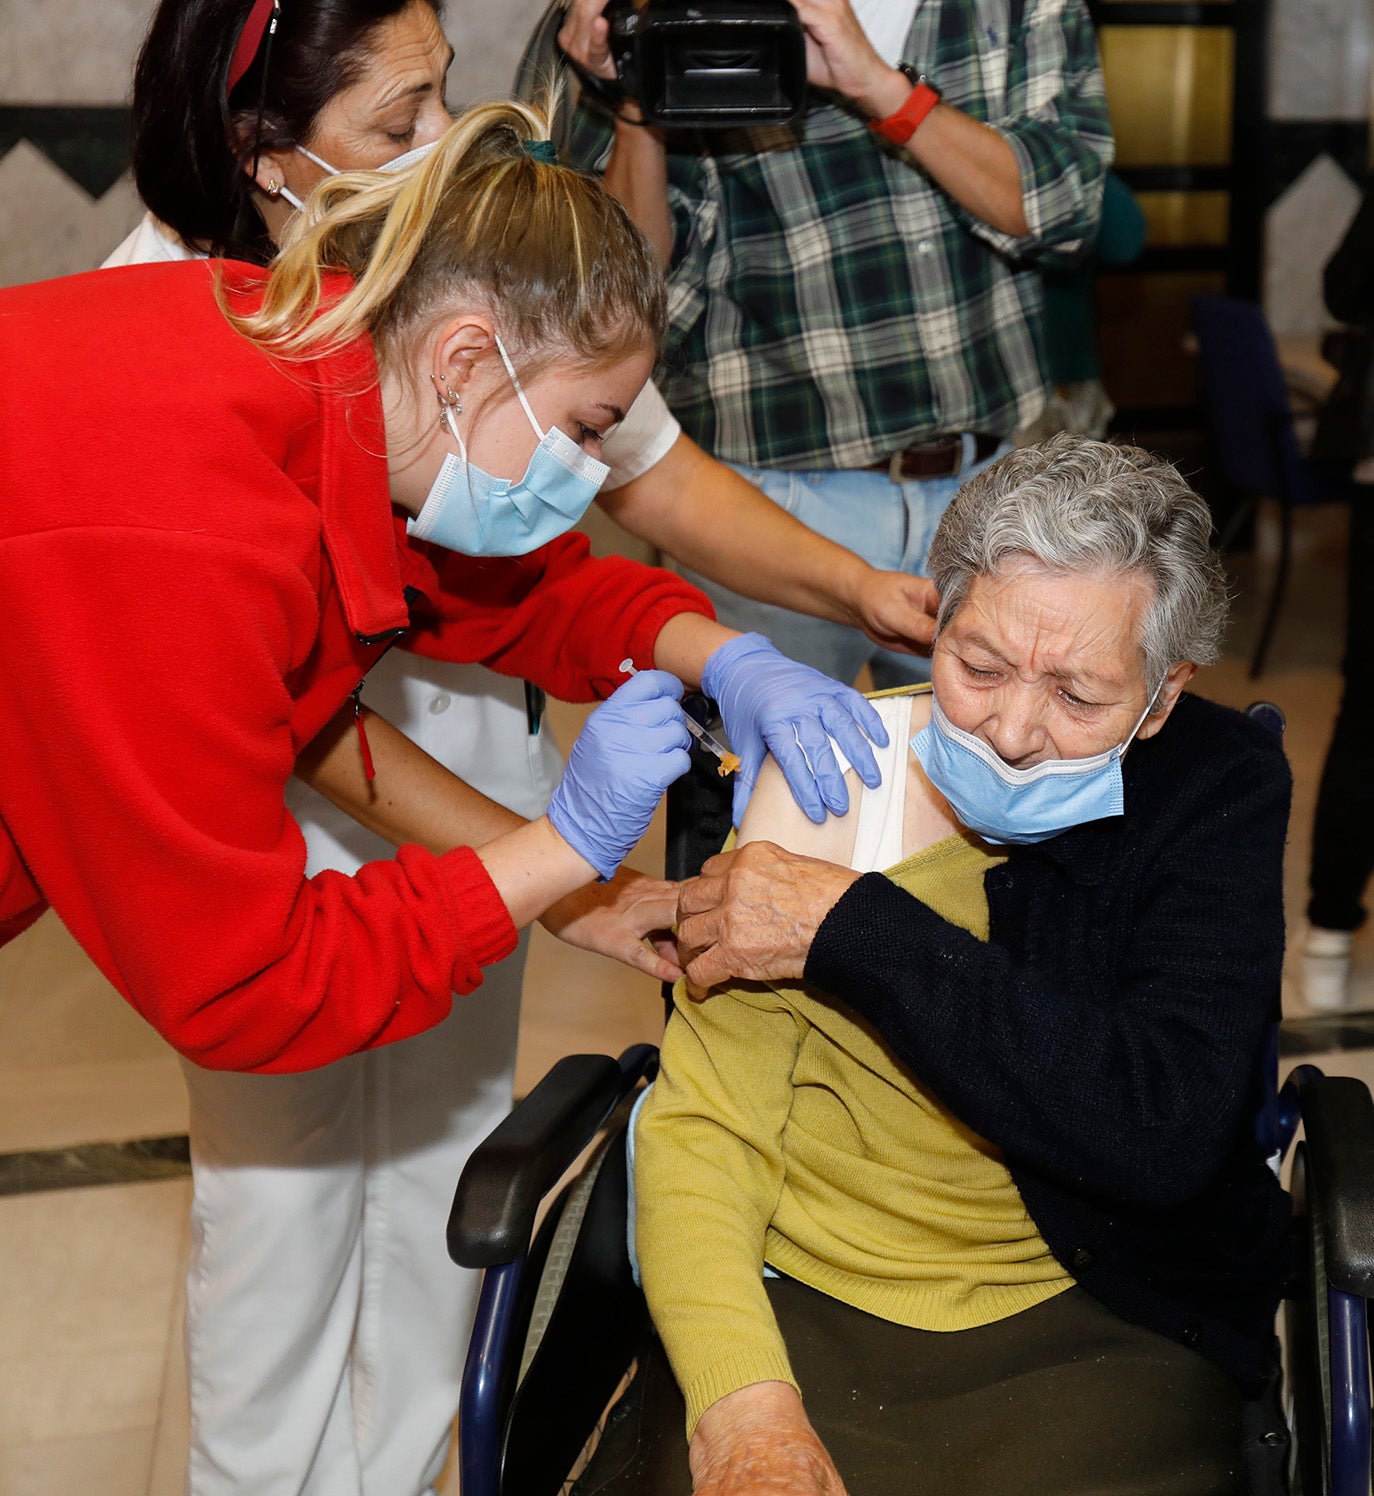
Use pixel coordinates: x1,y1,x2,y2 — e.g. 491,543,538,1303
406,335,611,557
277,138,438,209
910,688,1160,846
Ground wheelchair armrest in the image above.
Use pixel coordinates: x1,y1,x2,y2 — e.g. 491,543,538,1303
1299,1074,1374,1296
447,1047,656,1269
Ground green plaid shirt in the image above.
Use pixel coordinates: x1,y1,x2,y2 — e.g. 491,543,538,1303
570,0,1113,470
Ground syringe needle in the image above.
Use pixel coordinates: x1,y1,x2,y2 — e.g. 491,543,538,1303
618,658,741,777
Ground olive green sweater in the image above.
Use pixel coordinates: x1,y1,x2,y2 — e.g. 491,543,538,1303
636,833,1073,1436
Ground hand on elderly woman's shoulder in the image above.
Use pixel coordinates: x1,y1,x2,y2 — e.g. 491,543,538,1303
690,1382,849,1496
676,842,861,996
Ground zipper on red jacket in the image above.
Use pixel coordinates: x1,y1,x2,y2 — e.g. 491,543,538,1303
352,585,424,648
351,683,377,782
350,588,420,782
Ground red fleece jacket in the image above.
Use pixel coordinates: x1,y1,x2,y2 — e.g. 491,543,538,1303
0,260,712,1072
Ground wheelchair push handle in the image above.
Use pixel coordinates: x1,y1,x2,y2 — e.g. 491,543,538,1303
1295,1072,1374,1297
447,1044,658,1269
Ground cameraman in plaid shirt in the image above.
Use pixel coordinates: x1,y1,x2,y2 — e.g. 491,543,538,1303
563,0,1114,688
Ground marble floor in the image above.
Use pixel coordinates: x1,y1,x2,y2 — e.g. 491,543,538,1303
0,495,1369,1495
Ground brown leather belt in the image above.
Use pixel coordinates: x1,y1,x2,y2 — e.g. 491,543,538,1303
867,432,1003,482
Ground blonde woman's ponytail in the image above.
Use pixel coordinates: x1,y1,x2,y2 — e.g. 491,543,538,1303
220,96,664,381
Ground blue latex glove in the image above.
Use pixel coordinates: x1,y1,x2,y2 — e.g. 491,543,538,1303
701,633,889,826
548,671,692,880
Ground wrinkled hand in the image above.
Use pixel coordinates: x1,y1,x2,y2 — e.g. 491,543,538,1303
701,633,888,826
558,0,617,79
540,865,682,983
690,1383,849,1496
855,570,939,656
676,842,860,995
789,0,893,106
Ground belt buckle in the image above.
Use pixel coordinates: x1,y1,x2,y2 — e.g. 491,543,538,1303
888,435,964,484
944,434,972,478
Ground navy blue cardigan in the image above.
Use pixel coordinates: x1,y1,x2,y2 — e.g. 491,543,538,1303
804,692,1292,1392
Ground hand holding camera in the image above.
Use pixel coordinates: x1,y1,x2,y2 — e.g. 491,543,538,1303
788,0,904,115
558,0,621,85
558,0,907,129
560,0,809,128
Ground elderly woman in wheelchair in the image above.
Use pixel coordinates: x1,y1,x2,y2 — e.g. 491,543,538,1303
575,434,1292,1496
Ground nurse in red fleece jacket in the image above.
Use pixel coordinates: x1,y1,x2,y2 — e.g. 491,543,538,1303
0,101,881,1074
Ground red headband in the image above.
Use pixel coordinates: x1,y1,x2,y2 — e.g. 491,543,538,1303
227,0,280,99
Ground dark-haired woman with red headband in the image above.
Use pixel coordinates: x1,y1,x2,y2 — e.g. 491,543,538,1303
99,3,945,1492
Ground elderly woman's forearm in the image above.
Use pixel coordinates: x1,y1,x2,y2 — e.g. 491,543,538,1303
636,998,802,1434
639,1159,799,1436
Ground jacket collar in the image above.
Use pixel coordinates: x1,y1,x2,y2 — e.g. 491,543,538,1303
223,265,415,644
311,327,415,643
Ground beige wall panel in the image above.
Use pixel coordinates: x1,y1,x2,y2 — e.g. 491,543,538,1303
443,0,553,107
1099,25,1234,169
0,0,157,105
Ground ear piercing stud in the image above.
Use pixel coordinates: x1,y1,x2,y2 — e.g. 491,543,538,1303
430,372,461,415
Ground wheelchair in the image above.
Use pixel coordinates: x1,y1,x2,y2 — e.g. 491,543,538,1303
447,702,1374,1496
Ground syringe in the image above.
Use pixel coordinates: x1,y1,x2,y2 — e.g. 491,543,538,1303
619,658,741,778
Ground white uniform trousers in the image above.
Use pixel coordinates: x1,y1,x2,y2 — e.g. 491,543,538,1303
181,652,561,1496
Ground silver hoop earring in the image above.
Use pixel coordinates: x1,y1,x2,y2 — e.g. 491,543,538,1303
430,372,461,416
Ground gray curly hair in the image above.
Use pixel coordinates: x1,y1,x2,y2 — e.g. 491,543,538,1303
928,433,1230,695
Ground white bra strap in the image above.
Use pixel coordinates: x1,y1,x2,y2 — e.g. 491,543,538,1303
851,695,913,873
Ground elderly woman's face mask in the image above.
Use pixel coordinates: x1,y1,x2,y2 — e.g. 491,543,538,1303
917,563,1169,844
912,690,1158,845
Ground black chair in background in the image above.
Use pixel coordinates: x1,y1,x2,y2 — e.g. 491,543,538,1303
1191,294,1357,679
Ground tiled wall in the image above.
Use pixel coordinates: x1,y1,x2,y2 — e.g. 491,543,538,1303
1,0,150,288
0,0,550,290
4,0,1371,338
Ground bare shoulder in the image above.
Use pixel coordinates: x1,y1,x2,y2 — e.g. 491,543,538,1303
736,755,863,866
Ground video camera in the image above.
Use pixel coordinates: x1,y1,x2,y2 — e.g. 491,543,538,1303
581,0,807,129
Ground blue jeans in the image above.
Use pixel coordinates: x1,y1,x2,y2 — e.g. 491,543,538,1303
677,448,1007,689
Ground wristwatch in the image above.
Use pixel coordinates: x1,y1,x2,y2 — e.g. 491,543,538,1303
869,64,942,146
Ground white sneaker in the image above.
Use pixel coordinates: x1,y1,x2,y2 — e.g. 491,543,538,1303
1301,927,1355,1010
